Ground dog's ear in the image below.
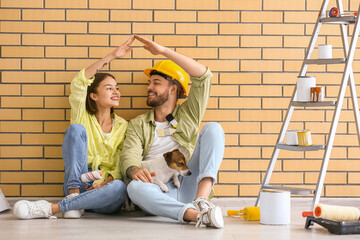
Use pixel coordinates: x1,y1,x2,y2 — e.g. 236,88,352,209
163,152,172,165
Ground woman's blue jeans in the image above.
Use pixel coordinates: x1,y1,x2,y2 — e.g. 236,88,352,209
59,124,126,214
127,122,225,223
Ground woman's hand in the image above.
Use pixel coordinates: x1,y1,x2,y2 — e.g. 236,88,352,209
134,35,167,55
111,35,136,58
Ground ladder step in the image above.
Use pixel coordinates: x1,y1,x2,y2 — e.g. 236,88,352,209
320,16,356,24
291,101,336,107
304,58,346,65
276,143,326,151
262,185,315,195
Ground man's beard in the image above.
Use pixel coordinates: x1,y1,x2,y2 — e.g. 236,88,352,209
146,91,169,107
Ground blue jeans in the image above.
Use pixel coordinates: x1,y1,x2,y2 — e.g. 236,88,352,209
127,122,225,223
59,124,126,214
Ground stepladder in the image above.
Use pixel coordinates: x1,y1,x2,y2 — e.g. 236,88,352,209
255,0,360,211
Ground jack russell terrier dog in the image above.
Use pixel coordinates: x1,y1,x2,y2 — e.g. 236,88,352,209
124,149,191,211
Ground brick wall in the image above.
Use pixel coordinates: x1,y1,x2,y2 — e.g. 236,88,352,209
1,0,360,197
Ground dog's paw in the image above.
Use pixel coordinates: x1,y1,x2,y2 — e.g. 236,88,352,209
160,186,169,192
174,182,181,189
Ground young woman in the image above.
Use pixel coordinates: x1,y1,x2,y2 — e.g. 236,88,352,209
13,36,135,219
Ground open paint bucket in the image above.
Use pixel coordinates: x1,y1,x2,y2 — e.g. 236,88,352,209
260,190,291,225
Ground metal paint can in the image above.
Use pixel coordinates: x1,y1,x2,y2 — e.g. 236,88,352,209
297,130,312,146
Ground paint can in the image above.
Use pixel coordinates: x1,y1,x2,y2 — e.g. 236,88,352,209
318,45,332,59
296,76,316,102
310,87,325,102
260,190,291,225
286,130,298,145
297,130,312,146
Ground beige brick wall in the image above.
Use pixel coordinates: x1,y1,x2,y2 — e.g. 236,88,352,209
1,0,360,197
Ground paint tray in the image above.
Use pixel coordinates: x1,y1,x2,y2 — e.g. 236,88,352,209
305,215,360,235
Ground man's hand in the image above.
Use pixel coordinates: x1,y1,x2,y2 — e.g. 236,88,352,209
134,35,167,56
128,166,156,183
86,176,114,191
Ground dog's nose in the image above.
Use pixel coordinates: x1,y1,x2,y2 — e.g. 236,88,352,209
187,170,192,176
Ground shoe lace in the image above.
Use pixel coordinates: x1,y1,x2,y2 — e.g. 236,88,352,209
192,197,215,211
29,202,57,219
195,208,210,228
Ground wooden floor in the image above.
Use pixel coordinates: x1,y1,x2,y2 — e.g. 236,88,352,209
1,197,360,240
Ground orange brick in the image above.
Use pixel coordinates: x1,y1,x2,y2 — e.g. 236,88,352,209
219,98,261,109
305,147,346,159
241,60,282,72
45,72,76,83
0,109,21,120
134,23,174,34
220,73,261,85
44,121,70,133
0,22,43,33
133,0,174,9
262,122,303,134
44,146,62,158
89,0,130,9
220,24,261,35
154,35,196,47
89,23,131,34
0,9,21,20
263,24,304,35
1,0,43,8
0,60,21,72
219,172,260,184
265,172,303,184
23,159,64,171
198,36,239,47
0,34,21,45
0,185,20,196
22,85,64,96
67,10,108,21
219,48,261,60
284,36,322,48
241,36,282,48
110,59,152,71
22,59,65,70
131,48,168,59
198,11,239,22
220,0,261,10
44,172,64,183
0,121,43,133
2,46,44,58
328,160,360,171
305,122,347,134
22,134,63,145
45,22,87,34
22,185,63,197
263,73,297,84
1,146,42,158
264,0,305,10
66,59,101,71
23,109,65,121
176,48,218,59
211,85,238,96
176,23,217,35
1,172,42,183
284,11,318,23
2,71,44,83
22,9,65,21
240,85,282,97
46,47,87,58
45,0,87,8
305,172,347,184
198,60,239,72
283,160,322,171
22,34,65,46
224,147,260,159
155,11,196,22
239,185,261,197
111,10,152,21
224,134,238,146
262,98,291,109
263,48,304,60
1,97,43,108
284,60,325,72
0,159,21,170
240,160,281,171
239,134,277,146
242,11,283,23
220,122,260,134
45,97,70,108
213,185,238,197
202,110,238,121
349,173,360,184
0,134,20,145
326,186,360,197
240,110,282,122
0,84,20,96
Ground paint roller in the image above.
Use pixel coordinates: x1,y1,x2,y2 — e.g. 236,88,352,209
302,203,360,221
227,207,260,221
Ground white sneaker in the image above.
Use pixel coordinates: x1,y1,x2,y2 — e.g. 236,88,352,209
13,200,56,220
63,193,83,219
193,197,224,229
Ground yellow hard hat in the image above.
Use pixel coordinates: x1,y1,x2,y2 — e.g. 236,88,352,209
144,60,189,99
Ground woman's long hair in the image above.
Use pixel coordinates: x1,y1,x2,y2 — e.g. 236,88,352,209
86,73,116,115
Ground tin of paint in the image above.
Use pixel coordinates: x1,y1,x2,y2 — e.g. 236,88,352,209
260,190,291,225
310,87,325,102
296,76,316,102
318,44,332,59
286,130,298,145
297,130,312,146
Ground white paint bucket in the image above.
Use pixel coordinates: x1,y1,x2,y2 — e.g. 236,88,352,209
318,44,332,59
296,76,316,102
260,190,291,225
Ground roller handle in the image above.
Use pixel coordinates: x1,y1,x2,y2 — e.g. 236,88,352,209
227,209,244,216
302,211,314,218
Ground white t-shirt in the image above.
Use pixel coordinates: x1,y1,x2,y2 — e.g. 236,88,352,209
144,121,188,161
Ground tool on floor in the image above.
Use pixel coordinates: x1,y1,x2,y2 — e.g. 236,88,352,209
313,203,360,221
256,0,360,211
227,207,260,221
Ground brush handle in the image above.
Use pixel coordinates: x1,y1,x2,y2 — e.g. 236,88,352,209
227,209,243,216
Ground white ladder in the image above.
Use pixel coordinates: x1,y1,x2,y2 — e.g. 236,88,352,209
255,0,360,210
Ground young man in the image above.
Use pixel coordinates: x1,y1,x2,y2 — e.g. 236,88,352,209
121,35,225,228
